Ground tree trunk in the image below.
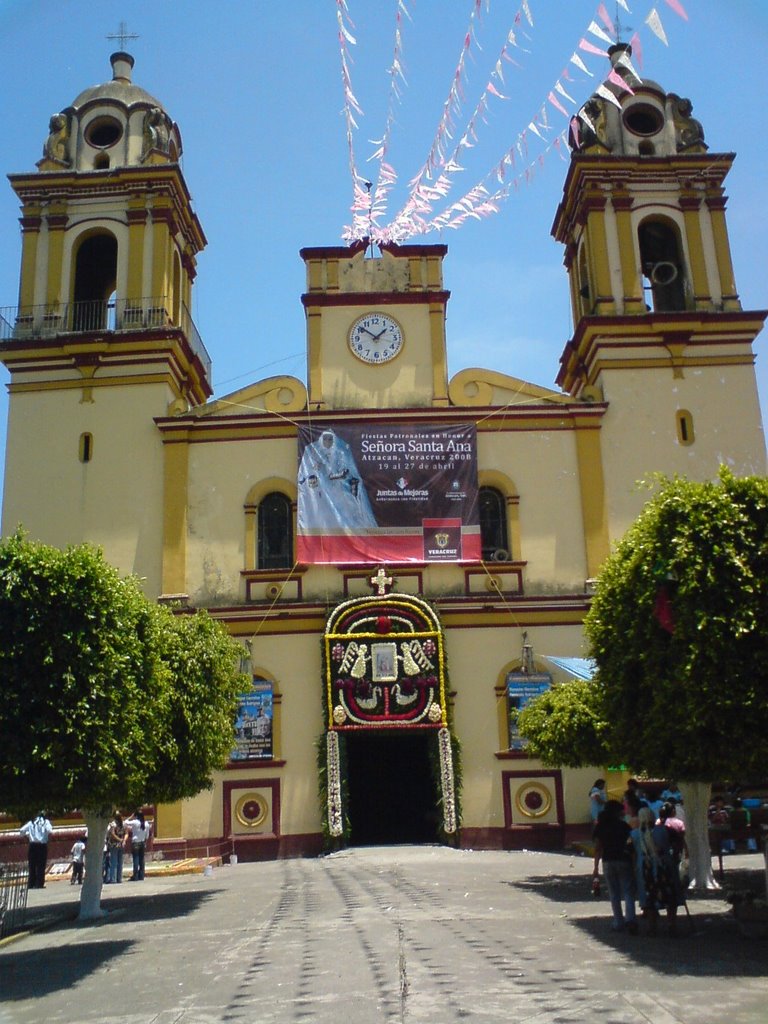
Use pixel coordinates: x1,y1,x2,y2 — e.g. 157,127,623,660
78,809,110,921
679,780,719,891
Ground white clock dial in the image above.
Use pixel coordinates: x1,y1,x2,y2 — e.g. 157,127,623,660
348,313,404,364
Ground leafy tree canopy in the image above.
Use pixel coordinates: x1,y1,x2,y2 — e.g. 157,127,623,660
584,469,768,782
0,532,246,818
516,677,611,769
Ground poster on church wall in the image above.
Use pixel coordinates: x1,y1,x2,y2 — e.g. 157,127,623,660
507,673,552,751
296,423,480,564
231,679,273,761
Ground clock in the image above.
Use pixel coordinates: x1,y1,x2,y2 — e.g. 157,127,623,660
348,312,404,364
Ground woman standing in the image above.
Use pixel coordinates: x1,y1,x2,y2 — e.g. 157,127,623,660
592,800,638,934
105,812,126,884
124,810,152,881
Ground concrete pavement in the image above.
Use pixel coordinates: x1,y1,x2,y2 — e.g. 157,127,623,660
0,846,765,1023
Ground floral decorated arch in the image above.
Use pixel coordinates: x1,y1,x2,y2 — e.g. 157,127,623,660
321,592,458,841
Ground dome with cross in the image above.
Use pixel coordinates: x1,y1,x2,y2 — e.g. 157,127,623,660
38,50,182,173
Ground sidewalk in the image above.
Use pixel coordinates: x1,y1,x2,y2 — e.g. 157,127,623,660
1,847,765,1024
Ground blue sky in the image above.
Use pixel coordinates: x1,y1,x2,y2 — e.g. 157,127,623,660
0,0,766,503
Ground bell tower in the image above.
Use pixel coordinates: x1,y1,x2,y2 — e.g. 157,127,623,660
552,43,766,539
1,51,210,593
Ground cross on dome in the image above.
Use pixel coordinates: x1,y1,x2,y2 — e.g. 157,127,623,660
106,21,139,50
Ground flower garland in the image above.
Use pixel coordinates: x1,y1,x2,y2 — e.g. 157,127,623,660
326,730,344,837
438,727,457,834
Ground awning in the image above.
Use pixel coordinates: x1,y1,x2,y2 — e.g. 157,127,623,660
541,656,596,680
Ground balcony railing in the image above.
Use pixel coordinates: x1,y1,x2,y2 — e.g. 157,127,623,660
0,297,211,380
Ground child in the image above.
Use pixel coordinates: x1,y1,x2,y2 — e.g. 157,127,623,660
71,835,86,885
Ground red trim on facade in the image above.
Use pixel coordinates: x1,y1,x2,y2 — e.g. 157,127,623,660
301,290,450,309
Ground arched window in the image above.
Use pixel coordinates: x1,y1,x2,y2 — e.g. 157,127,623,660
257,492,293,569
479,486,509,561
676,409,695,446
638,219,686,312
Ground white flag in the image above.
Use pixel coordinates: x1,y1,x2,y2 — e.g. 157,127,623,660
596,83,623,109
645,9,669,46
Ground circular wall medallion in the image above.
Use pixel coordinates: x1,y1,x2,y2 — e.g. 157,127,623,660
514,782,552,818
235,792,268,829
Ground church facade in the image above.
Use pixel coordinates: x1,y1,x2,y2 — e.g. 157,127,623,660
1,47,765,859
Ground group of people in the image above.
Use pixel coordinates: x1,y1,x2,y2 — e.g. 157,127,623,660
19,809,151,888
590,778,689,936
104,810,152,883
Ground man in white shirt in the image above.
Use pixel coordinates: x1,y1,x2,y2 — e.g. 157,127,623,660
19,812,53,889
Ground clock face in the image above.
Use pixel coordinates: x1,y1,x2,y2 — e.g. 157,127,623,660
348,313,404,364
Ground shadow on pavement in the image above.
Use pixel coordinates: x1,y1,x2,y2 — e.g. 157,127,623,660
0,939,135,1001
95,886,222,924
508,869,768,979
16,885,221,935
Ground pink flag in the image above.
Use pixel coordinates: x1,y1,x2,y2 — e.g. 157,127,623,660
629,31,643,69
608,67,634,95
579,38,608,57
664,0,689,19
597,3,615,35
548,91,569,117
487,82,508,100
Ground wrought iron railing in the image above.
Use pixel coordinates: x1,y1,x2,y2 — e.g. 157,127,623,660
0,297,211,380
0,861,29,937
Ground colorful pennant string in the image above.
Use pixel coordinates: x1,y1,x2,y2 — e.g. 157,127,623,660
339,0,688,243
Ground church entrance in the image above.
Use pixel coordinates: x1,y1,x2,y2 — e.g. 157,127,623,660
345,730,438,846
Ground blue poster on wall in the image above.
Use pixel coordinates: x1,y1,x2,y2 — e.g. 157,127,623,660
506,673,551,751
231,679,273,761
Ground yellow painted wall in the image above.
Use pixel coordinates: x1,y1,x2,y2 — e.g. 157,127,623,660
2,380,173,593
599,364,767,543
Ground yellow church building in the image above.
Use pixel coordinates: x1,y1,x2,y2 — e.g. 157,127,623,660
1,45,765,859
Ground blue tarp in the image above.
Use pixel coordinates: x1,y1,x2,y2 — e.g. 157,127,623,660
541,656,596,680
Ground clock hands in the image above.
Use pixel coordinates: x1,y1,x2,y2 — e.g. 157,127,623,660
359,326,389,342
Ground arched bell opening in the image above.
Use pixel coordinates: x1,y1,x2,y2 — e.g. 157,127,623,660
72,231,118,331
638,218,687,312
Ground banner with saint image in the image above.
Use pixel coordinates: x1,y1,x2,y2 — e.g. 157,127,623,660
297,422,479,564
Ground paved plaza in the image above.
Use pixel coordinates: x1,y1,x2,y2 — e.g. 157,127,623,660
1,846,765,1024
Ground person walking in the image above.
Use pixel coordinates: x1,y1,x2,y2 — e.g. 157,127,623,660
124,810,152,881
592,799,638,934
105,812,127,884
70,834,86,885
19,811,53,889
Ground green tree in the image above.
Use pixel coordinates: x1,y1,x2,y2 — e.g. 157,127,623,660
516,677,610,769
0,533,245,919
520,470,768,890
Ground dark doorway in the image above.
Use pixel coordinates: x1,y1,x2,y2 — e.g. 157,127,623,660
345,730,438,846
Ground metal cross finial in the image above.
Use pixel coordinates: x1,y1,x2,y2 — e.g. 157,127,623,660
107,21,139,50
370,566,393,596
614,3,633,44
